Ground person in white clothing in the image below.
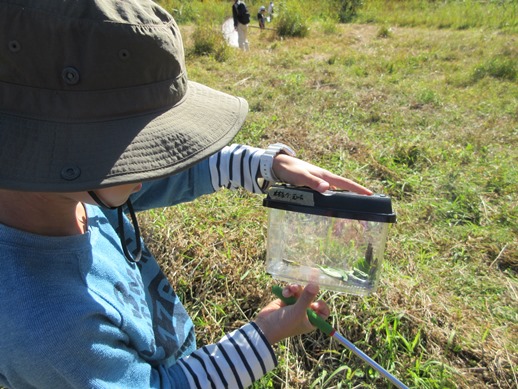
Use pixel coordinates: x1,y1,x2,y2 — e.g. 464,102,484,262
268,1,274,20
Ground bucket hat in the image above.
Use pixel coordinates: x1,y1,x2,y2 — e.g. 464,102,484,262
0,0,248,192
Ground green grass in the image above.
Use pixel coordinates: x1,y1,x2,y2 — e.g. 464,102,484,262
140,1,518,388
358,0,518,32
161,0,518,33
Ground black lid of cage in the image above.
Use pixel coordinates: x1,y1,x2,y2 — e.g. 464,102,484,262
263,185,396,223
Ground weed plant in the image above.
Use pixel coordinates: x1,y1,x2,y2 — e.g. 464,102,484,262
144,1,517,388
275,2,310,38
190,24,231,61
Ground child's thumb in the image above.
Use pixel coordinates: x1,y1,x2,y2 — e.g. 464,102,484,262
294,283,319,311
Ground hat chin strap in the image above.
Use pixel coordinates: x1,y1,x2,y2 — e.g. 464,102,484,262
88,191,142,263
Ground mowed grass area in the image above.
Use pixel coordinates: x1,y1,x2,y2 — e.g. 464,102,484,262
139,7,517,389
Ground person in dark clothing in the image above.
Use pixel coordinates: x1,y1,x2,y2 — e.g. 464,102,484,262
258,6,266,29
232,0,250,50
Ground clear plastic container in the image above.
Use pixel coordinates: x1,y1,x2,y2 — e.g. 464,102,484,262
263,185,396,295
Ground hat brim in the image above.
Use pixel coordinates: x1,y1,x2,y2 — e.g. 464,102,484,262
0,81,248,192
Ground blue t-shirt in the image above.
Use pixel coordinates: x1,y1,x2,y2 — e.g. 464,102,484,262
0,146,276,389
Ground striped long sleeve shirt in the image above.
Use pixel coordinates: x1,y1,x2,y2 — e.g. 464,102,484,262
209,143,269,194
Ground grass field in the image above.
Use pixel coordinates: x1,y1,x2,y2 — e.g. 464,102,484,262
140,1,518,388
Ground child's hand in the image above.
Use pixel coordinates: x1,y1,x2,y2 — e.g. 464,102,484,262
272,154,373,195
253,283,329,345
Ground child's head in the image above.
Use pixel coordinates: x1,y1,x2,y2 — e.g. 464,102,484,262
260,6,266,13
0,0,248,193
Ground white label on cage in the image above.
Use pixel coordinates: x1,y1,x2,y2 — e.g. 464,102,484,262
270,187,315,206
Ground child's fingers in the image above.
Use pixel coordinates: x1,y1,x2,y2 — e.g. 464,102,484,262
310,300,330,320
281,284,302,300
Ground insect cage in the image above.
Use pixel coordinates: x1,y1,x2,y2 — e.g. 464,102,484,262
263,185,396,295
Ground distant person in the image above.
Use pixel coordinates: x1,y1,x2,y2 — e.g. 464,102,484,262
258,5,266,29
232,0,250,51
268,1,274,20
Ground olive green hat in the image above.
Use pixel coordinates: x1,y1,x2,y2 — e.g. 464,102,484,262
0,0,248,191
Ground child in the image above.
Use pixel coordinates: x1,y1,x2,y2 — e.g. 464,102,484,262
258,6,266,29
0,0,372,388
